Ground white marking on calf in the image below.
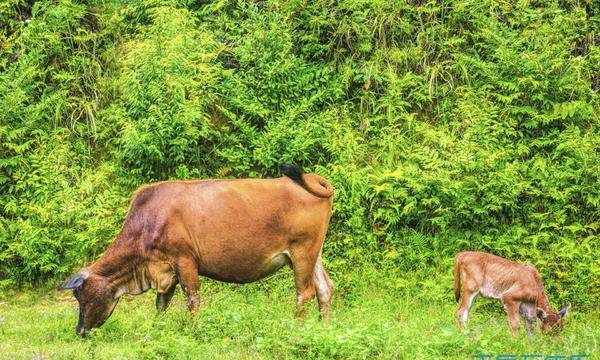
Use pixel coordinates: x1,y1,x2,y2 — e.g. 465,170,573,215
458,291,478,326
480,281,506,299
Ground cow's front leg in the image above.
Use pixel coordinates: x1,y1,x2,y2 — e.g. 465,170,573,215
520,303,536,338
177,257,200,314
156,283,177,312
524,318,535,338
502,298,521,337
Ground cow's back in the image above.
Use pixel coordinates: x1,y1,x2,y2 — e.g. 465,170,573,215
456,251,542,301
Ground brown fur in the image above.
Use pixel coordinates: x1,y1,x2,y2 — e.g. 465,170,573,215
454,251,570,336
60,170,335,336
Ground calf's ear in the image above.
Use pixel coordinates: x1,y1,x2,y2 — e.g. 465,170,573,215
558,303,571,318
58,271,89,290
536,308,547,319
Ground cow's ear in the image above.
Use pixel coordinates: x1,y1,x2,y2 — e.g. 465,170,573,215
558,304,571,318
536,308,547,319
58,271,89,290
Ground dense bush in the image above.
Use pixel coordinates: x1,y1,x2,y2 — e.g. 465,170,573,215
1,0,598,308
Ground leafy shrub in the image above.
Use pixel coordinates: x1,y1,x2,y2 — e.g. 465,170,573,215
0,0,598,308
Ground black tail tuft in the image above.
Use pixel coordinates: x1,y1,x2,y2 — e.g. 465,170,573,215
280,163,304,185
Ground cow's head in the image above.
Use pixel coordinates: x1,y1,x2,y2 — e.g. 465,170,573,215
59,270,119,336
537,304,571,332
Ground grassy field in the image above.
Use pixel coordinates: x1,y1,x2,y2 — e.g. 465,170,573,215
1,1,598,359
0,267,597,359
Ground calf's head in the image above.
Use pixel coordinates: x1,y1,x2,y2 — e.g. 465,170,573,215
59,270,119,336
537,304,571,332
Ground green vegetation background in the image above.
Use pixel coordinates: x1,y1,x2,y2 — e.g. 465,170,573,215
1,0,599,314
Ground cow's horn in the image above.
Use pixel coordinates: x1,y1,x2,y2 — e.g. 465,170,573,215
558,303,571,317
58,270,89,290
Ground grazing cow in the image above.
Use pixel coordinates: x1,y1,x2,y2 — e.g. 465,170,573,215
454,251,570,336
59,164,334,336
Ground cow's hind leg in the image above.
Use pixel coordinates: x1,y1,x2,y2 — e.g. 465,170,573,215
176,257,200,314
456,286,477,329
290,252,317,319
313,253,333,321
156,282,177,312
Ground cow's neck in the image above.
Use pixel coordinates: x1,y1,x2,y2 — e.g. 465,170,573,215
527,265,554,313
536,286,553,313
91,243,152,298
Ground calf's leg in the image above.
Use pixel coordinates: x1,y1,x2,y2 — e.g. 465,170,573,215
520,302,536,338
524,318,535,337
502,298,521,336
456,288,477,329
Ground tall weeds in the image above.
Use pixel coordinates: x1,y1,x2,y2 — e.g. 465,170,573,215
1,0,598,308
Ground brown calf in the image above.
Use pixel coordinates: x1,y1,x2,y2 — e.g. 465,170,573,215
454,251,570,336
59,164,334,336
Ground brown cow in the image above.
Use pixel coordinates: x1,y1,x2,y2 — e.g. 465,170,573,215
59,164,334,336
454,251,570,336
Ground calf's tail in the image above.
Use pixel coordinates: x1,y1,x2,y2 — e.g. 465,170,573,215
280,163,334,198
454,255,461,303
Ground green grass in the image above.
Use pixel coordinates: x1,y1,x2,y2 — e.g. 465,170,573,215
0,267,597,359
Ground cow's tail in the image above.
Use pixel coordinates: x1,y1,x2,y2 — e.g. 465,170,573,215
454,254,462,303
280,163,334,198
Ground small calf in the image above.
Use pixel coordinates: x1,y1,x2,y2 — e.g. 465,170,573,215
454,251,570,336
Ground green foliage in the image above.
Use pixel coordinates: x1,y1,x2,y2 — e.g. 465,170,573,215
1,0,598,310
0,0,126,286
114,5,225,181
